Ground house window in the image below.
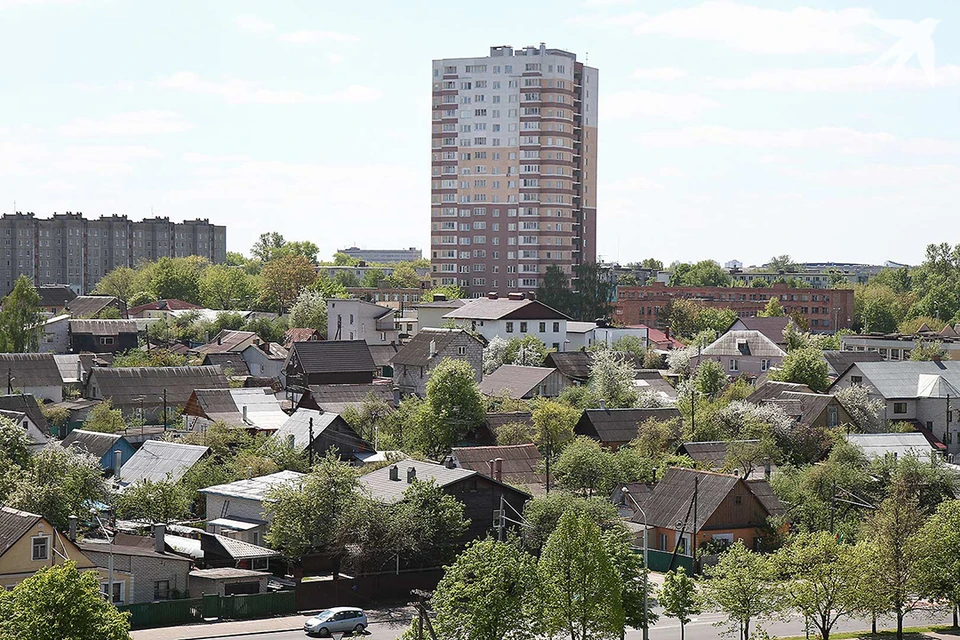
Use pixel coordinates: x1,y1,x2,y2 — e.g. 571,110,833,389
520,322,528,333
893,402,907,414
251,557,269,571
505,322,514,333
539,322,546,332
98,337,114,346
659,533,667,551
457,346,466,356
828,405,839,427
850,376,863,385
101,581,123,604
31,536,49,561
553,322,560,332
735,495,742,505
729,359,739,372
760,359,769,372
154,580,170,600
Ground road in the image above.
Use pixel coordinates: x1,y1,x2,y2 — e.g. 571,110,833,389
209,608,954,640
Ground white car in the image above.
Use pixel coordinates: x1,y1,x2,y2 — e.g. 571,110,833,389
304,607,368,637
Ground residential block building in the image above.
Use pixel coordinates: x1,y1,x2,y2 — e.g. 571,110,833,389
614,283,855,333
0,211,226,295
338,246,422,264
430,44,598,297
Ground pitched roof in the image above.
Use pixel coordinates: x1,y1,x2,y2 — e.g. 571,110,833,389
242,342,288,361
443,297,570,321
368,343,399,368
745,479,786,517
199,470,304,501
391,328,480,367
201,353,250,376
0,394,49,435
69,319,139,336
451,444,543,487
577,407,683,444
833,361,960,398
306,384,395,414
194,330,259,355
200,531,279,561
79,538,192,562
270,409,360,452
284,328,323,348
360,460,484,503
36,284,77,308
846,432,936,460
822,350,885,378
632,468,741,529
128,299,201,314
61,429,129,460
88,366,229,406
730,317,792,346
916,373,960,398
287,340,376,375
119,440,210,485
0,353,65,388
481,412,534,445
479,365,556,399
65,295,119,318
745,380,813,404
543,351,644,382
634,369,678,400
0,506,42,558
183,388,287,429
628,324,685,350
416,298,466,309
677,440,761,468
773,391,835,425
700,330,786,359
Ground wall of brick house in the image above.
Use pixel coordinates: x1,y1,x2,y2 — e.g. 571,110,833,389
392,335,483,397
203,495,270,545
189,574,268,597
81,549,191,604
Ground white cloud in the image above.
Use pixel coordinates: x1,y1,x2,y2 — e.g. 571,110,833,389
784,164,960,188
637,125,959,155
583,0,634,6
60,110,191,136
155,72,381,105
607,176,665,191
626,1,880,55
631,67,689,81
234,14,275,35
278,30,359,44
712,64,960,92
603,90,722,121
325,52,346,66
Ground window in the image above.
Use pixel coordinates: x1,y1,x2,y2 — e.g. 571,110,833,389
729,359,739,372
505,322,514,333
553,322,560,332
154,580,170,600
101,581,123,604
457,346,466,356
893,402,907,414
99,337,115,346
760,359,769,372
518,321,527,333
850,375,863,385
828,405,839,428
539,322,546,332
31,536,49,561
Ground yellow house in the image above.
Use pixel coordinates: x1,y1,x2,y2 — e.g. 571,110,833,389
0,506,131,604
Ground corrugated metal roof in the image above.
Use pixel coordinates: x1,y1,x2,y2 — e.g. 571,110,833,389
199,470,304,500
479,365,556,399
306,384,395,414
700,331,786,358
731,317,792,346
368,343,399,368
194,330,259,355
184,388,287,430
391,328,479,367
841,361,960,398
288,341,377,375
270,409,346,451
68,319,138,336
746,381,813,404
201,353,250,376
118,440,209,485
0,506,41,558
0,353,65,388
360,460,476,504
576,407,683,444
61,429,128,460
822,350,884,378
451,444,543,487
846,432,936,460
89,366,229,407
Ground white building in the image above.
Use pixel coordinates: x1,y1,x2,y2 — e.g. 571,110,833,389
326,299,399,345
442,292,570,349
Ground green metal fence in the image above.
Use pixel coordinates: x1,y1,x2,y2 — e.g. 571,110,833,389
119,591,297,630
645,548,694,573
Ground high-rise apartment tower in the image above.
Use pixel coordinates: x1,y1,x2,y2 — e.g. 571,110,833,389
430,44,598,297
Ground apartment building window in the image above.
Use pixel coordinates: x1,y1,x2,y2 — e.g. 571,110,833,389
31,536,49,561
893,402,907,414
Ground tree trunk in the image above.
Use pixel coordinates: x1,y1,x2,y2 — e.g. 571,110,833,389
872,612,877,635
744,618,750,640
897,610,904,640
953,602,958,629
680,622,685,640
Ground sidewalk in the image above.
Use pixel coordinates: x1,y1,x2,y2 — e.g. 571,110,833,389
130,605,415,640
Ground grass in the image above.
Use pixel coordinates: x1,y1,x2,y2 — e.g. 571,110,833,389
780,626,960,639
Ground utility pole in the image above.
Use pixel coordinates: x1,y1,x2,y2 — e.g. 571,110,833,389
829,480,837,534
947,393,952,447
162,388,168,431
690,387,696,441
411,590,438,640
7,368,11,394
497,494,506,542
308,417,315,467
545,441,551,493
692,477,699,574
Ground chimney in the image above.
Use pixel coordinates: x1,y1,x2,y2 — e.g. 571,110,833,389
527,291,537,301
429,340,437,358
651,468,657,485
260,342,270,354
113,450,123,483
933,354,943,363
68,515,78,542
242,405,249,424
246,466,253,480
217,335,222,346
407,466,417,483
508,292,524,300
444,457,456,469
392,387,401,407
599,399,606,411
487,292,499,300
488,459,496,478
154,524,165,554
287,434,296,449
389,465,400,481
76,359,83,384
664,326,671,340
494,458,503,482
764,459,771,480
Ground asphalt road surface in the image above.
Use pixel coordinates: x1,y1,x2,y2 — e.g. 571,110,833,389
214,608,954,640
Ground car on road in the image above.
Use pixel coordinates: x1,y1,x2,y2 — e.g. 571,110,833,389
304,607,368,637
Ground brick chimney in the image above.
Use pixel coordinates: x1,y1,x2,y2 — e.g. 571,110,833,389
494,458,503,482
406,466,417,483
154,524,166,554
389,465,399,481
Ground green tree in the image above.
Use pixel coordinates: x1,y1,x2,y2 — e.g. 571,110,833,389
770,347,829,392
610,335,646,358
334,270,361,288
111,349,187,368
309,273,350,299
504,335,548,367
0,275,42,353
539,265,574,317
150,256,206,303
385,263,421,288
332,251,360,266
589,349,638,408
394,480,470,566
251,232,287,262
767,255,800,273
521,492,621,553
774,532,872,640
404,359,485,458
0,561,130,640
288,290,328,334
531,398,579,491
82,399,127,433
699,541,783,640
552,437,613,497
115,478,192,524
495,421,535,445
660,567,700,640
0,414,32,470
423,284,465,302
428,538,538,640
909,500,960,628
93,267,138,304
259,255,317,313
572,262,613,321
539,511,624,640
694,359,727,397
670,260,732,287
361,268,385,288
759,297,785,317
604,527,658,633
909,340,949,361
243,316,288,344
198,264,258,309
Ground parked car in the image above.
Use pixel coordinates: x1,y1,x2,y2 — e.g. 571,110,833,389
304,607,368,636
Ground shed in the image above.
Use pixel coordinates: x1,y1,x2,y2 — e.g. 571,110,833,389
270,409,372,461
575,407,682,449
60,429,135,473
117,440,210,487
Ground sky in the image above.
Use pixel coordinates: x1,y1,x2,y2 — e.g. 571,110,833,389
0,0,957,268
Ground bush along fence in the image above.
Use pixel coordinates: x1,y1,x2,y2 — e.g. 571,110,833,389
119,590,297,630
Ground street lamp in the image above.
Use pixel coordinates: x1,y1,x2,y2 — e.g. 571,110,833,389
621,486,650,640
90,509,115,605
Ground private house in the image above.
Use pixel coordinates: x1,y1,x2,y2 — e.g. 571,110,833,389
60,429,136,473
201,353,250,377
442,293,571,349
37,284,77,315
575,407,683,450
691,330,787,379
38,314,71,353
161,525,278,573
326,299,398,345
284,341,378,395
564,323,650,352
676,441,776,479
283,328,323,348
763,391,855,431
117,441,210,488
0,507,130,602
725,317,794,349
479,365,569,400
628,324,685,351
745,381,813,404
86,365,230,422
65,295,123,319
270,409,373,461
448,444,544,495
44,398,101,437
0,394,50,450
846,432,938,461
391,328,484,397
415,296,465,331
822,350,885,379
77,531,192,604
68,319,139,354
630,468,784,562
296,384,396,414
830,361,960,457
182,388,288,432
360,460,530,543
543,351,644,386
127,299,202,320
193,330,261,357
634,369,678,403
240,343,288,381
199,470,305,546
0,353,65,401
476,412,535,446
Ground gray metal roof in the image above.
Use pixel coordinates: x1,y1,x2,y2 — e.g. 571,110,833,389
184,388,287,429
479,365,556,399
443,297,570,321
839,361,960,398
822,350,885,378
199,470,304,501
118,440,210,486
0,394,49,435
390,328,480,367
65,295,119,318
0,353,64,388
61,429,129,460
0,506,41,558
88,366,229,407
68,319,138,336
270,409,343,451
360,460,476,504
306,384,395,414
287,340,377,375
700,330,786,358
846,433,936,460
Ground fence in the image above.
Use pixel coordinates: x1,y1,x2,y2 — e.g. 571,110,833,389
119,590,297,630
644,548,694,573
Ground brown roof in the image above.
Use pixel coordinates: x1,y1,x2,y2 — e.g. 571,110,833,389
451,444,543,487
88,366,229,407
368,343,399,368
65,295,120,318
771,391,835,425
746,479,786,517
391,328,481,367
287,340,376,375
36,284,77,308
0,506,41,558
479,365,556,399
284,328,323,348
201,353,250,376
69,319,138,336
444,297,570,321
677,440,761,468
575,407,683,445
